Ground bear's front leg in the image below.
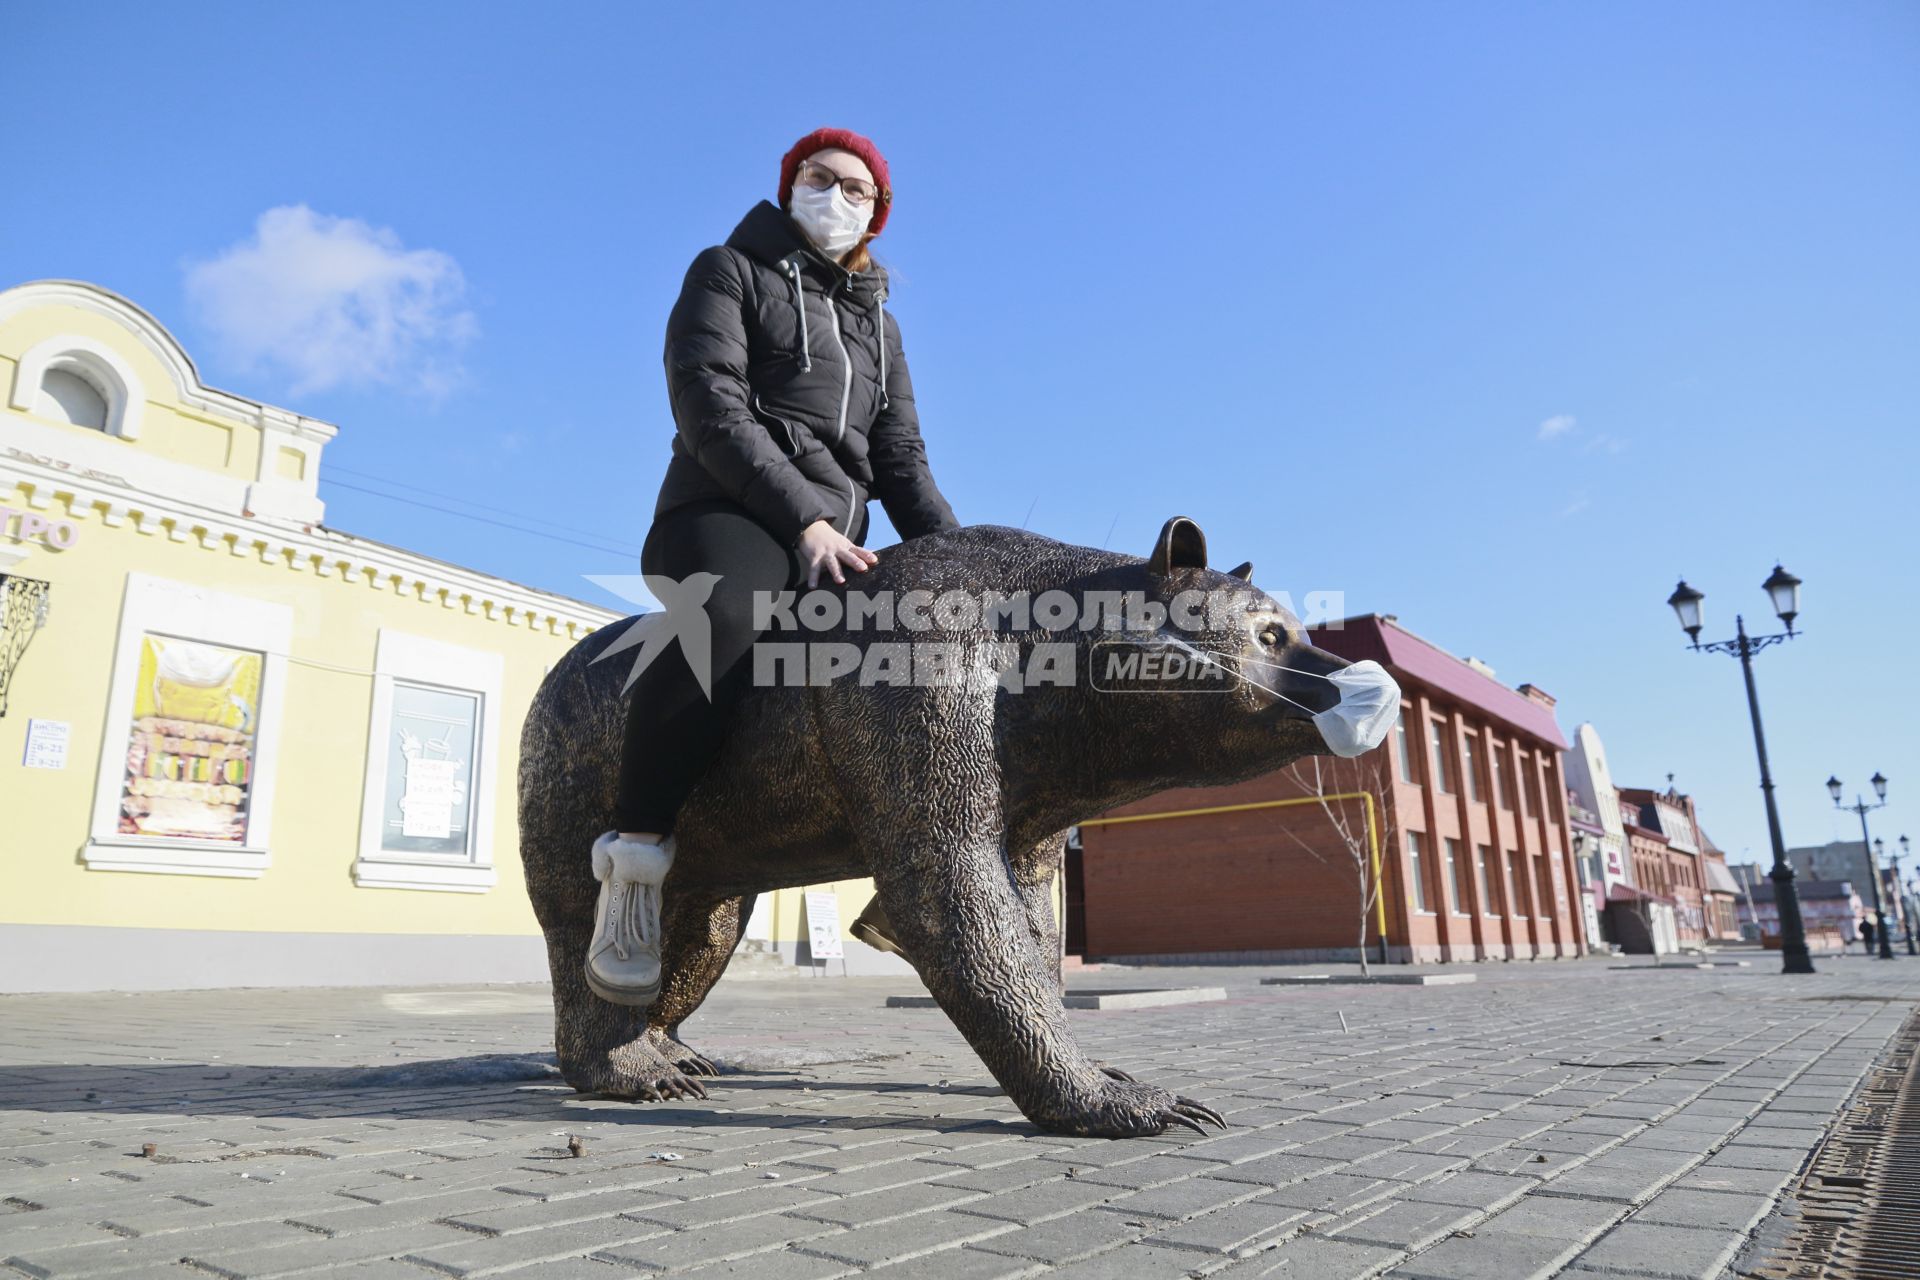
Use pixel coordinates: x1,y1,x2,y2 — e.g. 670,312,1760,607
824,682,1222,1138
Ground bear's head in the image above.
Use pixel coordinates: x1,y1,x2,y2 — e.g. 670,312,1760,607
1059,516,1402,791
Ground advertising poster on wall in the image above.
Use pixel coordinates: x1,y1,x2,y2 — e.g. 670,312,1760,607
804,891,844,960
118,634,260,842
379,682,478,857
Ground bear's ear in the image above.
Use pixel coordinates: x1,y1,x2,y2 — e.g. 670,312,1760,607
1148,516,1208,576
1226,561,1254,582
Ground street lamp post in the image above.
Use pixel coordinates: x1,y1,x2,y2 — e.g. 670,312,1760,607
1827,773,1894,961
1667,566,1813,974
1897,835,1918,957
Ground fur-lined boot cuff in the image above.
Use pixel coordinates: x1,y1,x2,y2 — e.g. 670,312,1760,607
591,832,674,886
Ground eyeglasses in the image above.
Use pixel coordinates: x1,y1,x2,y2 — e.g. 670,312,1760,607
795,159,886,207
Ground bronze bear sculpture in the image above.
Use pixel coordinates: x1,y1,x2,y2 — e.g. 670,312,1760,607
517,517,1376,1137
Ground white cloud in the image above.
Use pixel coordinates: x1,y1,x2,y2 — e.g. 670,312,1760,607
1559,494,1591,518
1537,414,1577,441
185,205,477,397
1583,432,1628,455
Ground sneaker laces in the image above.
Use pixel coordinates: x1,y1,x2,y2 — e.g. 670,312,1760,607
608,879,659,963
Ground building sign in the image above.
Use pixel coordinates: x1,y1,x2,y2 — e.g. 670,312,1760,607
379,682,477,856
119,635,259,842
0,506,79,550
804,891,844,960
23,718,68,769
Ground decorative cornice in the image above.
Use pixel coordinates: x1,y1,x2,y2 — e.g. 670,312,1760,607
0,458,621,641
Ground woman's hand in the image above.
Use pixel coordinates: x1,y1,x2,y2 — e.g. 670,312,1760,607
797,520,878,588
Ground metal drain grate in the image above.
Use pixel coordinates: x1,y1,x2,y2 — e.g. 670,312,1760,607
1748,1007,1920,1278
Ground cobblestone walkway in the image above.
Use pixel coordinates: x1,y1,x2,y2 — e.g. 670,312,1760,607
3,954,1917,1278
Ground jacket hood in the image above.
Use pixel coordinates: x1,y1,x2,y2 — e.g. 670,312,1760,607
727,201,888,301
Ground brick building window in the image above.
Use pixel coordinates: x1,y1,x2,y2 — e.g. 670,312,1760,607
1444,838,1469,915
1534,852,1552,918
1408,832,1432,912
1505,849,1525,915
1477,843,1499,914
1517,751,1534,817
1429,719,1455,794
1395,717,1417,784
1491,742,1511,809
1462,731,1484,804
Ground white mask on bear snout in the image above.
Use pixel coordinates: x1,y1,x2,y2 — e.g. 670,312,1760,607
1312,660,1402,758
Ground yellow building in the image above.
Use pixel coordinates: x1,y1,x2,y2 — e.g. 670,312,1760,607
0,279,913,990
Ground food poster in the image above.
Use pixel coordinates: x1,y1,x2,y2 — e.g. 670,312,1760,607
120,634,261,842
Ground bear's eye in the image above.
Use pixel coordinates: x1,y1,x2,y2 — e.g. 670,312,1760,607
1258,627,1281,648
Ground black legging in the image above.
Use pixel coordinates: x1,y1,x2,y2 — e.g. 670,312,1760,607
612,498,866,834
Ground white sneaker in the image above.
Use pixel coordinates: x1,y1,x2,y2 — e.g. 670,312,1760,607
586,832,674,1006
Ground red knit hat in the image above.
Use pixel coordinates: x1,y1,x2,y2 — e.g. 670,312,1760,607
779,127,893,236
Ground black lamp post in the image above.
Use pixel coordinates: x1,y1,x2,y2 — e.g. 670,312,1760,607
1828,773,1894,960
1668,566,1813,974
1897,835,1918,957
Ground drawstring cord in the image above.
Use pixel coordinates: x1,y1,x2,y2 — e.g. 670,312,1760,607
876,292,890,410
790,255,890,411
786,260,813,372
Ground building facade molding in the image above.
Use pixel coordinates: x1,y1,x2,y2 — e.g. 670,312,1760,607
0,460,619,640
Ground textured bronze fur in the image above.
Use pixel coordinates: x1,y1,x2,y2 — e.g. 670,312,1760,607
518,520,1351,1137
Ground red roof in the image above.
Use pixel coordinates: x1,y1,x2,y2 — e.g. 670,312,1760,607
1309,616,1568,749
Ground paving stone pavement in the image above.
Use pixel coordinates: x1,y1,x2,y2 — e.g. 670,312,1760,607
2,952,1916,1278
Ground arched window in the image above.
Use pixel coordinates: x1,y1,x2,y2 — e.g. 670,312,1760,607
7,335,145,439
34,366,111,430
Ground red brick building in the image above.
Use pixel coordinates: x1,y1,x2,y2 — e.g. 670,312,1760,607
1077,615,1587,964
1701,837,1743,941
1618,786,1711,944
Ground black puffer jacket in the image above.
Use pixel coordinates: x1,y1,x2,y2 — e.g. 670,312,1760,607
654,201,960,545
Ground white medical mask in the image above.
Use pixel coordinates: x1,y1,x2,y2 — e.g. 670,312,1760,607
789,182,872,258
1311,660,1403,758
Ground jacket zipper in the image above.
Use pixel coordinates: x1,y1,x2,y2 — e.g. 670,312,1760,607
823,292,852,446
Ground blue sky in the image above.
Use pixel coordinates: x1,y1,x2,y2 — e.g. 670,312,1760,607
6,1,1916,869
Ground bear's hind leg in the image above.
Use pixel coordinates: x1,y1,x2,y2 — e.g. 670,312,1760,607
639,890,751,1077
543,911,709,1101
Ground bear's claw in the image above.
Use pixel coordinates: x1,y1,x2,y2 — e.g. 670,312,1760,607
1149,1097,1227,1135
597,1066,708,1103
670,1047,723,1077
642,1028,723,1078
1097,1063,1139,1084
1171,1096,1228,1130
564,1040,711,1103
1063,1078,1230,1138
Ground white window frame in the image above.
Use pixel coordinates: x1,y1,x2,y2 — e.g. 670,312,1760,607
1408,832,1435,914
352,629,503,893
1444,836,1471,916
85,573,292,877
